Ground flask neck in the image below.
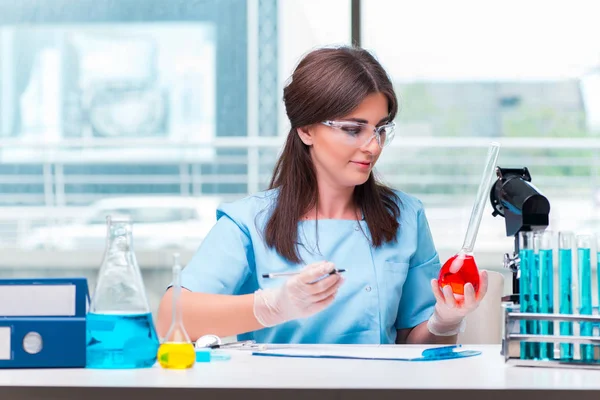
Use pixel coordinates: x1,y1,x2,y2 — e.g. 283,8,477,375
106,220,134,252
91,216,150,314
166,264,191,343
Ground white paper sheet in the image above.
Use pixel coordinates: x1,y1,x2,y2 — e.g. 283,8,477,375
256,345,430,360
0,285,75,316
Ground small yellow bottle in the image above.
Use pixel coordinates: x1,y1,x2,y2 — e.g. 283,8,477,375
157,253,196,369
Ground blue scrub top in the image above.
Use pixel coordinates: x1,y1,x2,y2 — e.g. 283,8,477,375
180,188,441,344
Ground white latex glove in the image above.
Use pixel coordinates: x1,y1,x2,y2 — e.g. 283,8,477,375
427,270,489,336
253,261,344,327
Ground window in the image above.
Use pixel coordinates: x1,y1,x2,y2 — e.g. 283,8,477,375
362,0,600,283
0,0,351,315
86,207,198,225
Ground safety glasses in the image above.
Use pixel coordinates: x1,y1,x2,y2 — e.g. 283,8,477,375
321,120,396,149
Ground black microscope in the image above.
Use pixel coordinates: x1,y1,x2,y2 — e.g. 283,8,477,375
489,167,551,304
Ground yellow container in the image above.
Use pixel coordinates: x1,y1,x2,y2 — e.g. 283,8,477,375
157,342,196,369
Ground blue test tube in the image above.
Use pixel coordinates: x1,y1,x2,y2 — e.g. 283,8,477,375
576,234,594,362
529,231,542,359
595,233,600,359
519,231,535,360
539,230,555,360
558,231,574,361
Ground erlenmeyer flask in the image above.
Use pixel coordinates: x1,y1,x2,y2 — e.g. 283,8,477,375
86,216,159,369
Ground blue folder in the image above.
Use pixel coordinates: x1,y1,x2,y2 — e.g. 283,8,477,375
0,277,89,368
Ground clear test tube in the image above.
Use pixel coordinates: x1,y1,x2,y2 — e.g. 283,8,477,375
576,234,594,362
558,231,574,361
518,231,535,360
539,230,555,360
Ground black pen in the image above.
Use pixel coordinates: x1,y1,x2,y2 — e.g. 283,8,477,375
262,269,346,279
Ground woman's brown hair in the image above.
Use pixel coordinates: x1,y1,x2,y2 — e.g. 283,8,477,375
265,46,401,264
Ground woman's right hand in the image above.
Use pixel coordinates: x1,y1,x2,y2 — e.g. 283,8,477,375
253,261,344,327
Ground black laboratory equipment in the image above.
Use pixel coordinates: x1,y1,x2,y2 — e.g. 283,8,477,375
489,167,551,304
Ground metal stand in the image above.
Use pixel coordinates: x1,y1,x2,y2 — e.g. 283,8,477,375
501,235,520,304
503,304,600,369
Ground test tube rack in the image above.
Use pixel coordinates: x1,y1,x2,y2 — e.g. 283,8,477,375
503,303,600,369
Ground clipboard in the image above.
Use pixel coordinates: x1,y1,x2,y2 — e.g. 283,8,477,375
252,345,482,361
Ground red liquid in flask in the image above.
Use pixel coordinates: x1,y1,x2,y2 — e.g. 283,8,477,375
438,253,480,297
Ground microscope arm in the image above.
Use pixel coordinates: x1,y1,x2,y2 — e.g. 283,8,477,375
490,166,550,305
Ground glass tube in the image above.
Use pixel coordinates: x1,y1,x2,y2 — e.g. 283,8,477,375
539,230,555,360
529,231,542,360
519,231,535,360
596,233,600,361
577,234,594,362
558,231,574,361
461,142,500,253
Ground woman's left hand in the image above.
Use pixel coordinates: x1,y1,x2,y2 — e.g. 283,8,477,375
427,270,488,336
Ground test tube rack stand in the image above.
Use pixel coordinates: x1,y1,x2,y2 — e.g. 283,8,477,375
503,303,600,370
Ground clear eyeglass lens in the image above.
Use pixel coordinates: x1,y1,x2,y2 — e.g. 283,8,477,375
381,125,395,147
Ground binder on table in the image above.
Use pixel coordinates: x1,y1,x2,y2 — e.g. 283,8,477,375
0,277,89,368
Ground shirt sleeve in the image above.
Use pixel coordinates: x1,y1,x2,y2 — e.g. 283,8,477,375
395,202,441,329
178,206,254,295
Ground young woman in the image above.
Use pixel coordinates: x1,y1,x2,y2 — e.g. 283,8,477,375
156,46,488,345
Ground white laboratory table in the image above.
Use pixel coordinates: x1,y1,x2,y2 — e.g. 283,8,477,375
0,345,599,400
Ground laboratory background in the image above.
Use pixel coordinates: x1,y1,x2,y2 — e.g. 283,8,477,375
1,0,600,317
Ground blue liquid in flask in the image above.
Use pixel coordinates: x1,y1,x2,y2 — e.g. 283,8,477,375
86,312,159,369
